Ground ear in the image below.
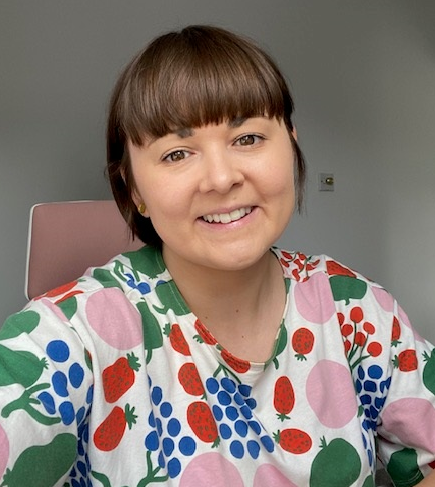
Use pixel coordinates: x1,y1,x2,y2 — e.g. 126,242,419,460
291,125,298,141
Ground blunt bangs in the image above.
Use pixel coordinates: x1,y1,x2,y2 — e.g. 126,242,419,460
117,27,294,145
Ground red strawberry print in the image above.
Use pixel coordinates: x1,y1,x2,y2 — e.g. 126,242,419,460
165,323,191,356
193,319,218,345
102,353,141,403
178,362,205,397
187,401,220,447
274,376,295,421
220,349,250,373
326,260,356,278
391,317,402,347
273,428,312,454
292,327,314,360
393,349,418,372
93,404,137,451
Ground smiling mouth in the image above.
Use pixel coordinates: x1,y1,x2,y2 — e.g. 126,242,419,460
201,206,253,224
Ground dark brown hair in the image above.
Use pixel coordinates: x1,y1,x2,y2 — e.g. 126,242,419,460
107,24,306,247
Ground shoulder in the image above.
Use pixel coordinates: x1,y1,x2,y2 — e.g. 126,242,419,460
274,247,389,309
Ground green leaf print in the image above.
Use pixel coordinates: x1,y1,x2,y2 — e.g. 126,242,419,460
153,282,190,316
0,433,76,487
386,448,424,486
310,437,361,487
329,275,367,305
423,349,435,395
137,301,163,364
0,344,47,388
0,311,40,340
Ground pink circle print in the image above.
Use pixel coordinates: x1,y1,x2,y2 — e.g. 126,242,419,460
294,273,336,324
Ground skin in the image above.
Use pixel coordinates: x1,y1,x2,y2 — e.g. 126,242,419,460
418,472,435,486
128,117,295,361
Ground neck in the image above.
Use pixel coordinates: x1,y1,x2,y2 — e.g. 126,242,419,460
162,247,286,360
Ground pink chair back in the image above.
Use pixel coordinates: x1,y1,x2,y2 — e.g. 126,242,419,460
25,200,143,299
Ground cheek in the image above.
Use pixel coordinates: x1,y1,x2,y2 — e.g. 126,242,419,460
263,157,295,198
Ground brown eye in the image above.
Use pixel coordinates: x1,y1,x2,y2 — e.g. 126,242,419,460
238,135,256,146
235,134,263,146
164,150,187,162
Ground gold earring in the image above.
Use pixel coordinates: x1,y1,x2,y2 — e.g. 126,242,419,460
137,203,146,215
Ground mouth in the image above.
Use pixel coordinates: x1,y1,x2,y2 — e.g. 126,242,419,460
201,206,253,224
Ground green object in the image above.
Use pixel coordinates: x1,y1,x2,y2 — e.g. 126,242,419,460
310,437,361,487
387,448,424,486
57,296,78,321
137,301,163,363
0,311,40,340
362,474,376,487
423,349,435,395
330,276,367,305
271,322,288,369
153,282,190,316
125,247,165,279
0,344,47,387
92,269,123,289
0,433,76,487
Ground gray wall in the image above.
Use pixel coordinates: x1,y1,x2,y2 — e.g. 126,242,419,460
1,1,434,341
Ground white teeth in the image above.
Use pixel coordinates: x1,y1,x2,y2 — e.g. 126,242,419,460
202,207,252,224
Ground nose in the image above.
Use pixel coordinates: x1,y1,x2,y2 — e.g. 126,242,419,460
198,148,244,194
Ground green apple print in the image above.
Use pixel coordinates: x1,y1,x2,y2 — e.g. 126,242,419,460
386,448,424,485
136,301,163,363
423,349,435,395
310,437,361,487
0,433,76,487
329,275,367,305
153,281,190,316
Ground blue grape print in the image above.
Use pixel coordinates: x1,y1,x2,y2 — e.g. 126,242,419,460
143,377,197,482
355,364,391,466
205,376,274,459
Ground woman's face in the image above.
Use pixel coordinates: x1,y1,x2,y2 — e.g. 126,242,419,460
128,117,295,273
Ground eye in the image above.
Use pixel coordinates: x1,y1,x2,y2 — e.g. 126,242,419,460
234,134,264,146
163,149,190,162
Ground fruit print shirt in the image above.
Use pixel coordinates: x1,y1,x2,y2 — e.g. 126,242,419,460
0,246,434,487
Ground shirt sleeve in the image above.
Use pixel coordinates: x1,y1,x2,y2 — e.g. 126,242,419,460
375,297,435,486
0,294,94,486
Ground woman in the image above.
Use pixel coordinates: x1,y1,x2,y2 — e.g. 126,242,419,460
1,25,434,487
